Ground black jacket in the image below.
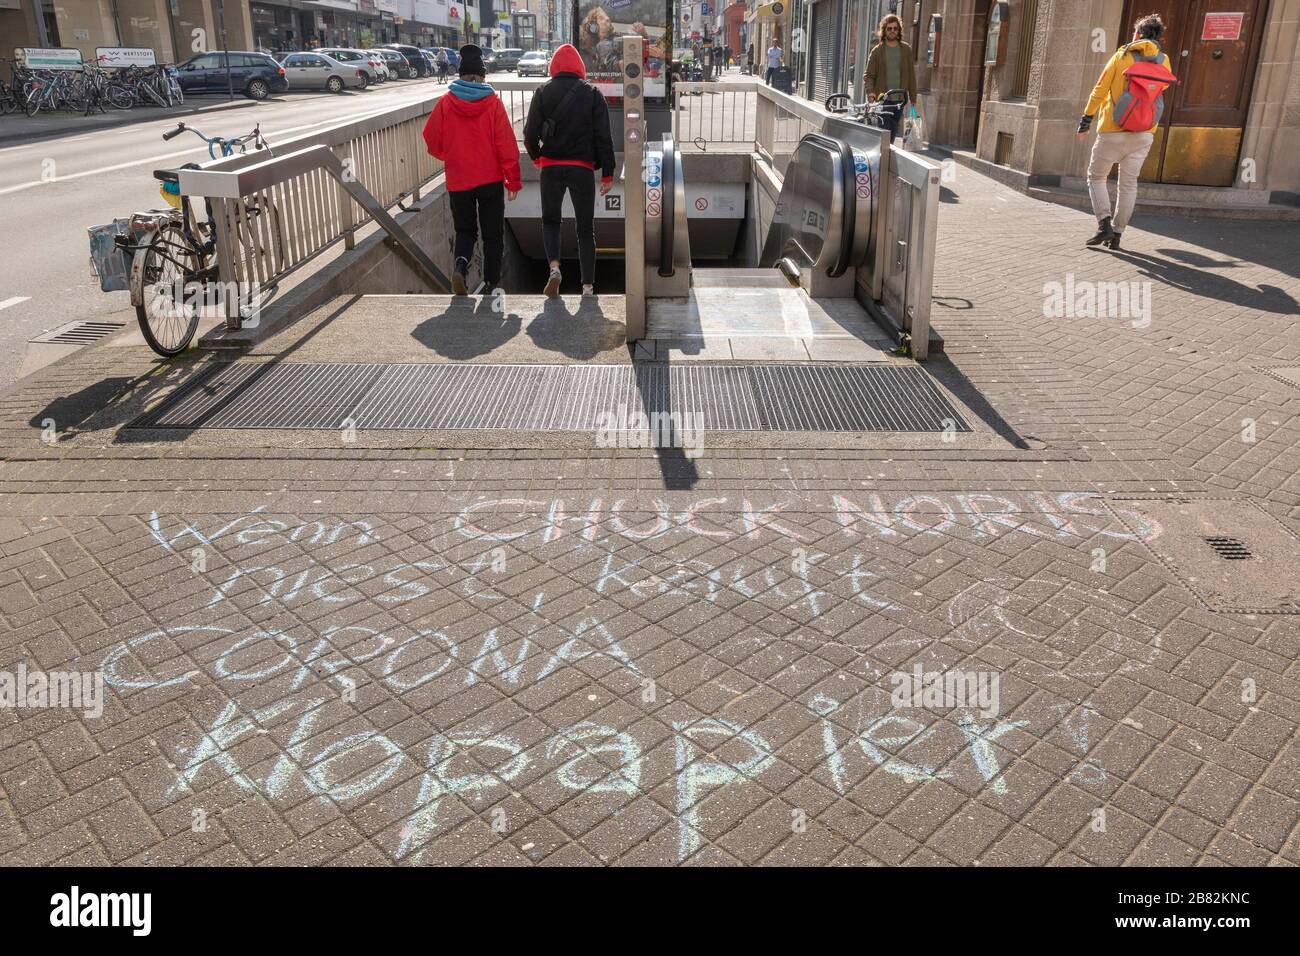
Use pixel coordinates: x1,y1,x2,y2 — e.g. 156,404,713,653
523,74,616,179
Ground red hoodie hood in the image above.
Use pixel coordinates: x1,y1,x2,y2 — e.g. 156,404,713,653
549,43,586,79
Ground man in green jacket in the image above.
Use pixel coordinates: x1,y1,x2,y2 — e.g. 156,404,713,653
863,13,917,137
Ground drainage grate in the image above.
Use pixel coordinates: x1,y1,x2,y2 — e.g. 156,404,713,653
30,320,125,345
131,362,972,433
1204,536,1252,560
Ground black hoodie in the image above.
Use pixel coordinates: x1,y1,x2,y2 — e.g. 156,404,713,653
523,44,616,180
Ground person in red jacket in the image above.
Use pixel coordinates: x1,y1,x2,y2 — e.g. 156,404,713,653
423,45,522,295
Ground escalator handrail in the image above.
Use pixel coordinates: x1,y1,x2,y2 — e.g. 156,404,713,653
800,132,857,278
660,133,675,278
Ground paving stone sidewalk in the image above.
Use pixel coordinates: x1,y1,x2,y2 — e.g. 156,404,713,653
0,161,1296,866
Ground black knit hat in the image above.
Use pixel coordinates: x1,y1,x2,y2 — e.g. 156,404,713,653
458,44,485,76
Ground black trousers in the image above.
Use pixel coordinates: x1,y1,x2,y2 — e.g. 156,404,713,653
448,181,505,286
540,165,596,286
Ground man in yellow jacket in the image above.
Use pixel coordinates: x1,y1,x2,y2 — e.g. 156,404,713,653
1077,13,1170,250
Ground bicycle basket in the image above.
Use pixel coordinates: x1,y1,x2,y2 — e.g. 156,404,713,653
87,218,132,293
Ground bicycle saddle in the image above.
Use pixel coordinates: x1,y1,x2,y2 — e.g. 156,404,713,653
152,161,201,184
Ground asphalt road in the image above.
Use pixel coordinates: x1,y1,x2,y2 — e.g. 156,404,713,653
0,78,447,390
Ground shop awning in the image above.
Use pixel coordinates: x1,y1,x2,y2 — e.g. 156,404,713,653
745,1,787,21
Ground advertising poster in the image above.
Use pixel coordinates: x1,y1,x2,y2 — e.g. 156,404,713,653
576,0,669,99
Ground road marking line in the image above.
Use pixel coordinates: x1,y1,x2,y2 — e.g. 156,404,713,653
0,117,346,196
0,296,31,311
0,92,439,190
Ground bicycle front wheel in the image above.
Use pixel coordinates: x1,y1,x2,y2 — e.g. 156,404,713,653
106,84,134,110
23,84,42,116
134,225,202,356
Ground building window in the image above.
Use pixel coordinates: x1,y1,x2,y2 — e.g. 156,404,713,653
1009,0,1038,98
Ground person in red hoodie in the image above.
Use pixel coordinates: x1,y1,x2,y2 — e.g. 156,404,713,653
523,43,616,297
423,45,522,295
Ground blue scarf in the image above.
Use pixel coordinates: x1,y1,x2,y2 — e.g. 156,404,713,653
450,78,493,102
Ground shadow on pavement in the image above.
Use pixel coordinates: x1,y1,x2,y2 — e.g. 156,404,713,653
525,297,627,361
410,296,522,360
1100,247,1299,315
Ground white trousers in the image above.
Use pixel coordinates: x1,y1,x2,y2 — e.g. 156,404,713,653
1086,131,1155,232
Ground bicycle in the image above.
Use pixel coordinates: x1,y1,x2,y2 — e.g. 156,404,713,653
825,88,909,133
0,58,23,114
110,122,282,356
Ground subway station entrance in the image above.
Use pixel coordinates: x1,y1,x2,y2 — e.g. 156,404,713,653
134,7,954,441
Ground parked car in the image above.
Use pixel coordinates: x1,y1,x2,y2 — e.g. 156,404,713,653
319,48,386,85
279,52,367,92
517,50,550,77
370,48,406,79
380,44,430,78
174,51,287,100
492,48,525,72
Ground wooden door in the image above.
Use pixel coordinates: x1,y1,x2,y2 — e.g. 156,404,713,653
1120,0,1268,186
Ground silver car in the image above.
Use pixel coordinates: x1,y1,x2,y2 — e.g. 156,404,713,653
280,52,367,92
517,50,550,77
318,48,386,86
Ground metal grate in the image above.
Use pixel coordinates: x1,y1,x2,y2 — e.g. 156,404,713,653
132,362,972,433
1204,536,1252,560
30,320,125,345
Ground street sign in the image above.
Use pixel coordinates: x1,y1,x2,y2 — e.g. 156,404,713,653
18,48,83,70
95,47,156,68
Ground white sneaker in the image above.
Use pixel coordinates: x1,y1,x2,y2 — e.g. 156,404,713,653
581,284,595,296
544,268,562,298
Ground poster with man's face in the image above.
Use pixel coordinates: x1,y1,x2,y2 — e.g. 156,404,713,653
576,0,669,99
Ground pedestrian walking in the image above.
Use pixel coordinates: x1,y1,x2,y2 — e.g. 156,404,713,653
422,44,522,296
862,14,917,138
436,47,450,83
523,43,616,297
764,40,783,86
746,42,754,76
724,45,733,71
1078,13,1176,251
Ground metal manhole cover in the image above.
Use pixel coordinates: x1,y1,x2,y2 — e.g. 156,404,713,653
1109,497,1300,613
130,362,972,434
30,320,125,345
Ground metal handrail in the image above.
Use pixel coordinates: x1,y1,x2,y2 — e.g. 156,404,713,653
181,143,449,327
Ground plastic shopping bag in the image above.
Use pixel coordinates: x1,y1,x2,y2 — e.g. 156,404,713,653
902,106,926,151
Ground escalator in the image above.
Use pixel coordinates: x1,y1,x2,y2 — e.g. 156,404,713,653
643,129,891,362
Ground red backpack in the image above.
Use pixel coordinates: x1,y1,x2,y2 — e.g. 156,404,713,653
1113,43,1177,132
